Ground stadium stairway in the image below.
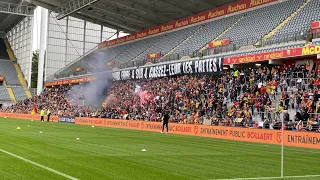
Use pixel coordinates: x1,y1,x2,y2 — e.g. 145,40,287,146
257,0,311,45
4,39,32,99
199,16,245,53
2,78,7,86
131,46,153,63
7,87,16,103
304,41,312,47
160,26,203,60
13,64,32,98
4,39,15,61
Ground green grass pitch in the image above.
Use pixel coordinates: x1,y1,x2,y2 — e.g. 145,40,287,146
0,117,320,180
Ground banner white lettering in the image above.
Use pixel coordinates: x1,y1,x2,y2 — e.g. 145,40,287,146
112,57,223,80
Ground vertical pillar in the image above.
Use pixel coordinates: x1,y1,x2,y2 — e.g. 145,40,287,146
44,10,50,82
37,8,47,95
116,30,120,38
83,20,86,55
28,16,34,88
64,16,69,66
100,24,103,42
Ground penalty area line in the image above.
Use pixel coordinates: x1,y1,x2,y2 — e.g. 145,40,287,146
214,174,320,180
0,148,79,180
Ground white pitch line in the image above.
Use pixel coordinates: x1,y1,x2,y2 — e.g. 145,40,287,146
214,174,320,180
0,148,79,180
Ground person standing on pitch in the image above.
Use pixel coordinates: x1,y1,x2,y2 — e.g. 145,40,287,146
40,108,45,122
47,109,51,122
161,110,170,134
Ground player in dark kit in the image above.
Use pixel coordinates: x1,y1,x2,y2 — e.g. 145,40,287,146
161,111,170,134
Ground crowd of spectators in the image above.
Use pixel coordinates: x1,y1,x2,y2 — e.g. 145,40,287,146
1,61,320,132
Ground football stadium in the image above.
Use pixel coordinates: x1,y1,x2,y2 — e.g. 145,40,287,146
1,0,320,179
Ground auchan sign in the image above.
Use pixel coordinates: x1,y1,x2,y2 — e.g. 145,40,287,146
98,0,276,48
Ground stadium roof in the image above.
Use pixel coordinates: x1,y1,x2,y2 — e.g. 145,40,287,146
29,0,238,33
0,0,35,33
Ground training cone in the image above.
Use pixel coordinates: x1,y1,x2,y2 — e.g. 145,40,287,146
141,149,147,152
16,127,21,130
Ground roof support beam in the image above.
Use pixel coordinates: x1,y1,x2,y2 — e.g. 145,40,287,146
0,2,34,16
76,12,141,32
26,0,56,10
26,0,61,7
150,0,193,16
55,0,100,20
185,0,215,8
89,4,157,27
106,0,172,22
71,13,131,33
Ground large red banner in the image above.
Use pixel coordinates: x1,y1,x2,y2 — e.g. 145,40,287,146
44,76,96,87
74,117,320,150
98,0,276,49
224,45,320,65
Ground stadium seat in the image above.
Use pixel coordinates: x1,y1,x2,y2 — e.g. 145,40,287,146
0,86,11,101
268,0,320,43
170,15,241,56
12,87,28,102
216,0,305,52
0,60,20,85
0,38,9,60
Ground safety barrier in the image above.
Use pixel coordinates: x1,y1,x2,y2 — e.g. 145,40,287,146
1,113,319,150
0,112,59,122
75,117,320,150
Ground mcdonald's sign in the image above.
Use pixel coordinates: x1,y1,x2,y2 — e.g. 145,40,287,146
147,52,161,58
75,68,84,72
208,38,231,48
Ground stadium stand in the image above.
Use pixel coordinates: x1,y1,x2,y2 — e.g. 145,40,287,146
2,0,320,132
12,87,28,102
312,38,320,45
4,61,320,132
215,0,306,51
0,86,11,102
114,37,162,67
52,0,320,79
0,60,20,85
170,15,242,56
0,38,10,60
134,26,199,63
267,0,320,44
60,0,320,73
207,41,306,59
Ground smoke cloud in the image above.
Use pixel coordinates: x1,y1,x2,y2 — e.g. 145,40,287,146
66,50,113,109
